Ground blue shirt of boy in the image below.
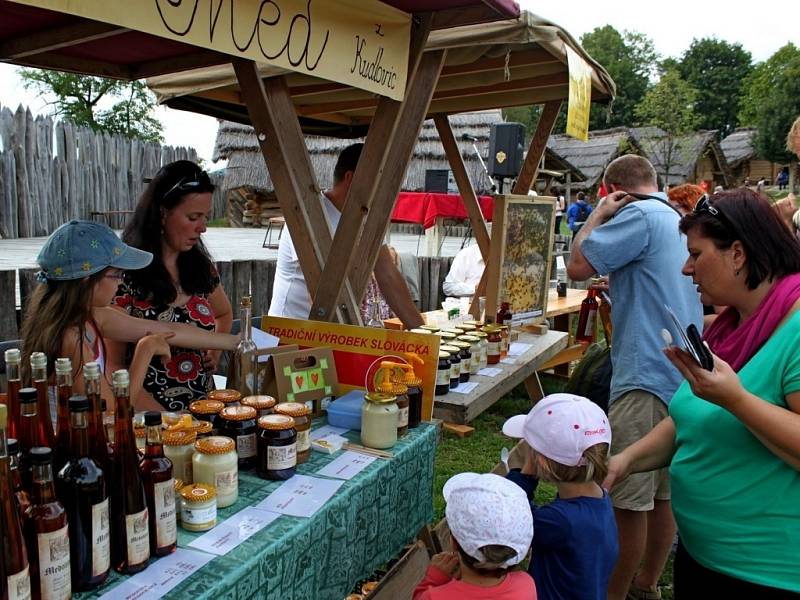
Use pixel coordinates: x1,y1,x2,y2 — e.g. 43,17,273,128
579,195,702,405
507,470,619,600
567,201,593,232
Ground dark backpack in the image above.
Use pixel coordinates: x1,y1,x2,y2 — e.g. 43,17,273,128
576,202,590,223
564,341,612,413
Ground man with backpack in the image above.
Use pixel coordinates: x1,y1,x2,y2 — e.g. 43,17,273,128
567,191,593,238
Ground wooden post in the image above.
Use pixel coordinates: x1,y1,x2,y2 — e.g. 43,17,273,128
232,60,361,322
424,217,443,256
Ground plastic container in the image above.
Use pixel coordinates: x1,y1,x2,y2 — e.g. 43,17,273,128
327,390,365,430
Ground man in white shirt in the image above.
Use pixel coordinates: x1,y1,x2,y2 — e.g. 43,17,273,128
442,243,484,298
268,143,423,328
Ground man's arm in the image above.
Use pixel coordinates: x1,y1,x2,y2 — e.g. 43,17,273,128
442,251,477,297
375,245,424,328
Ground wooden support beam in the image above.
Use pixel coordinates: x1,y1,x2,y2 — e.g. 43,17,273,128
433,114,490,260
131,49,231,80
349,49,448,302
15,52,132,79
513,100,562,194
232,60,360,322
0,21,127,59
428,5,507,29
310,15,433,324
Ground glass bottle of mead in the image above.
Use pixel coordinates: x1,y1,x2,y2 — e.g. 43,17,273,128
139,411,176,557
230,295,258,396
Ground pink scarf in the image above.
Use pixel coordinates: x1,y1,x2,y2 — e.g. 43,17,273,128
703,273,800,371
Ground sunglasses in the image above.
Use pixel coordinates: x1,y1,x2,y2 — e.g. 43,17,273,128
693,194,737,233
163,170,212,200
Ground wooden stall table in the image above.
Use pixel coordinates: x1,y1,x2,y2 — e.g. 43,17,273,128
75,419,438,600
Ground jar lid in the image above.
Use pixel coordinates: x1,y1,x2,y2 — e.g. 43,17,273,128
195,421,213,435
463,320,484,327
273,402,311,417
408,328,430,334
473,331,488,338
241,395,277,410
450,341,471,350
458,335,480,343
258,414,296,430
174,478,184,492
189,399,225,415
134,426,145,438
459,324,477,331
482,325,501,332
440,345,461,354
364,392,397,404
440,327,465,335
361,582,379,595
207,389,242,404
438,351,451,360
435,331,456,340
402,372,422,386
498,325,509,331
220,405,257,421
195,436,236,455
163,430,197,446
419,325,440,332
180,483,217,503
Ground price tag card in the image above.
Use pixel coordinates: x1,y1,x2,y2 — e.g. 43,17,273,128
310,424,350,440
99,548,215,600
188,507,280,556
477,367,502,377
508,342,533,356
451,382,479,394
255,474,344,518
316,451,376,480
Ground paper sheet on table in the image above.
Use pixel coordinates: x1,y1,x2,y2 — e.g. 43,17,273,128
500,357,517,365
213,374,227,389
310,424,350,440
451,381,479,394
508,342,533,356
477,367,502,377
188,507,280,556
255,474,344,517
316,451,376,480
252,326,280,362
99,548,214,600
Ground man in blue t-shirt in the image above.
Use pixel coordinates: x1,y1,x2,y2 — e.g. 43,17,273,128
567,155,702,600
566,191,593,238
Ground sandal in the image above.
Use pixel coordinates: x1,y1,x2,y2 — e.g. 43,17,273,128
626,582,662,600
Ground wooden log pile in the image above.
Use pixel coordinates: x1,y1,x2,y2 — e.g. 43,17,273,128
225,186,282,227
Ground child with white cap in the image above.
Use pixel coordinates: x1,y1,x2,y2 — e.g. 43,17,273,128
413,472,536,599
502,393,618,600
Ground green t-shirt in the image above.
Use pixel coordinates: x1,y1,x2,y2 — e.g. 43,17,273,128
670,310,800,591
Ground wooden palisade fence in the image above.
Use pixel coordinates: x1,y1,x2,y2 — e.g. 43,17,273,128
0,103,198,239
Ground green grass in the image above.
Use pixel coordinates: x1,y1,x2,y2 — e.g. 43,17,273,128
208,217,229,227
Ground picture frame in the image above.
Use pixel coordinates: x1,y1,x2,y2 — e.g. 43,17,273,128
484,194,556,325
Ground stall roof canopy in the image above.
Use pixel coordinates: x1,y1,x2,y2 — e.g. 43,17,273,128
0,0,519,84
148,11,616,138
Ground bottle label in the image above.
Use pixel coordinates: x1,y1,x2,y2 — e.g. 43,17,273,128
91,498,111,577
36,525,71,600
215,468,238,498
236,433,257,459
267,442,297,470
398,406,409,428
126,508,150,566
500,337,508,352
583,309,597,338
296,429,310,453
7,566,32,600
461,358,470,373
449,364,459,379
488,341,499,355
436,369,449,386
154,479,177,548
182,503,217,526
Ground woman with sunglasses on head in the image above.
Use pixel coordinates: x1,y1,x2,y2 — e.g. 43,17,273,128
605,189,800,598
115,160,234,412
21,220,239,411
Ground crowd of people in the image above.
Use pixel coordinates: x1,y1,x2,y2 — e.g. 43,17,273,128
18,116,800,599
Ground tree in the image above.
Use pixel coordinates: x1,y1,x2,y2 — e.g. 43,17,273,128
678,38,752,136
635,70,700,188
19,69,163,142
738,43,800,164
580,25,658,130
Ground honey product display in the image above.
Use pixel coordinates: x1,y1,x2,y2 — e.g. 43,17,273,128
273,403,311,464
229,295,259,396
458,335,482,375
435,351,451,396
29,352,56,449
219,406,258,470
189,399,225,435
83,362,112,480
449,341,472,383
257,415,297,481
4,348,22,439
484,326,502,365
361,393,398,450
139,412,177,557
207,389,242,407
472,331,489,369
195,421,214,438
163,430,197,484
439,345,462,389
193,436,238,508
498,325,510,357
241,395,276,418
179,484,217,532
53,358,72,474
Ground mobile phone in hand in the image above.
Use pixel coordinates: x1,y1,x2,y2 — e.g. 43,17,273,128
686,323,714,371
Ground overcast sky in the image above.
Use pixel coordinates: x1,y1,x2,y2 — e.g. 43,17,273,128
0,0,793,162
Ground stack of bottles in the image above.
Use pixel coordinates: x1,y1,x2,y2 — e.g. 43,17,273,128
0,350,178,598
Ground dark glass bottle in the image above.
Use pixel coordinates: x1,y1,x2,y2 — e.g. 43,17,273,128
26,447,71,600
8,438,31,527
109,370,150,574
139,411,177,557
5,348,22,440
496,301,513,326
575,288,599,344
53,358,73,475
56,396,110,590
0,407,32,600
29,353,55,450
18,387,48,490
82,363,112,479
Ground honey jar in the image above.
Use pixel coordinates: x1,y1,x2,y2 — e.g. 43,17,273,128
241,395,276,418
219,405,258,470
257,414,297,481
193,436,238,508
273,402,311,464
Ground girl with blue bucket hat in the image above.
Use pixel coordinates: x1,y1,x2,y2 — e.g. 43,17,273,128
21,220,239,410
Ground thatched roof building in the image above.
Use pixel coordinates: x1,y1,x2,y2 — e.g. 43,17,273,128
631,127,731,188
547,128,644,194
719,127,789,185
212,110,583,196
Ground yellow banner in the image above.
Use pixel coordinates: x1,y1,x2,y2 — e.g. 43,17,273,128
10,0,410,100
566,45,592,142
261,316,440,421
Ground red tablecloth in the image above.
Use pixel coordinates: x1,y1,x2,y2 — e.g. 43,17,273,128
391,192,494,229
